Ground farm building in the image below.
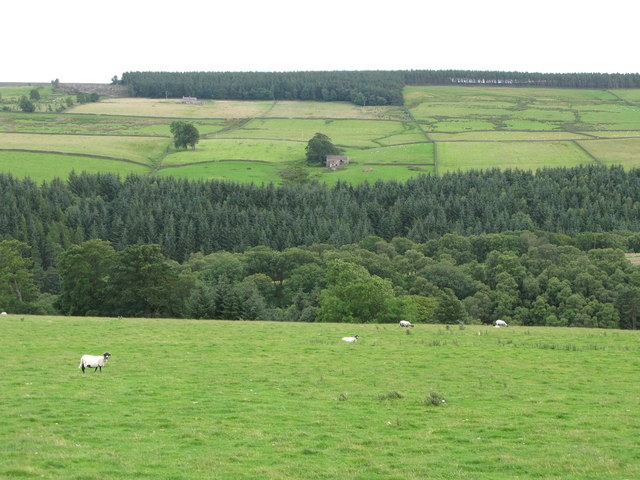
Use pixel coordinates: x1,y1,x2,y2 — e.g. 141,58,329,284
181,96,202,104
326,155,350,169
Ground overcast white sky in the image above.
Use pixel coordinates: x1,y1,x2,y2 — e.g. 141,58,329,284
3,0,637,84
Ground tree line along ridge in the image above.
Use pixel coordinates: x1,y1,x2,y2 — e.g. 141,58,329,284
119,70,640,106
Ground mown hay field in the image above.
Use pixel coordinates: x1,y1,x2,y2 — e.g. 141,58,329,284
67,98,275,119
69,98,405,121
1,315,638,480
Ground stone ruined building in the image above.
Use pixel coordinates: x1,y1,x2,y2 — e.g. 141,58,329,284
326,155,350,170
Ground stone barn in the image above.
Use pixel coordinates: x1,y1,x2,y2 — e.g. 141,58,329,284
326,155,350,170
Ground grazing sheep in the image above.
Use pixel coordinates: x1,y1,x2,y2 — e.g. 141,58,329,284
0,311,7,315
495,319,509,327
399,320,414,328
78,352,111,373
341,335,359,343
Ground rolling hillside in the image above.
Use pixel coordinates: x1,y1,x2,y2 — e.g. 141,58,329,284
1,83,640,184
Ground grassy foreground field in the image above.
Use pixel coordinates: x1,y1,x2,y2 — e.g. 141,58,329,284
1,315,638,480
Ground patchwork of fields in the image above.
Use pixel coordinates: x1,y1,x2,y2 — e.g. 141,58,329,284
1,316,638,480
1,85,640,183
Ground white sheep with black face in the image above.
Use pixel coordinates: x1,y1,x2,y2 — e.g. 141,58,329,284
341,335,359,343
78,352,111,373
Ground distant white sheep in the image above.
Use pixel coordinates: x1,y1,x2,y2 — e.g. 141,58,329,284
341,335,359,343
0,311,7,315
78,352,111,373
495,319,509,327
399,320,414,328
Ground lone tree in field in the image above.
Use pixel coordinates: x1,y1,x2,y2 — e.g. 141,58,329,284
305,132,343,166
18,96,35,113
170,121,200,150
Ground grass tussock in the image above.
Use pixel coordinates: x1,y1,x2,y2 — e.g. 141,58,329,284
425,391,447,406
378,391,404,401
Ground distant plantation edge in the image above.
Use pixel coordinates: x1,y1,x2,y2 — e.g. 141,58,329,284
118,70,640,105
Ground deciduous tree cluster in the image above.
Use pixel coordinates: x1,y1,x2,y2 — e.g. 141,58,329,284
2,231,639,329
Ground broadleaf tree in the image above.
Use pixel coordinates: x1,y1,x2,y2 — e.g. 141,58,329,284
316,259,416,323
170,121,200,150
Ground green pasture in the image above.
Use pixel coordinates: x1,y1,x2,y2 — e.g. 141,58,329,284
608,89,640,103
575,104,640,130
157,160,281,184
0,112,231,137
423,118,502,132
578,138,640,168
0,151,148,183
429,131,587,142
0,133,167,164
404,85,615,105
157,159,434,186
414,102,574,132
344,143,434,164
407,86,640,132
163,138,305,164
0,85,54,98
437,141,595,173
585,131,640,138
217,118,425,147
316,163,434,186
1,315,638,480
